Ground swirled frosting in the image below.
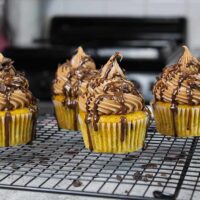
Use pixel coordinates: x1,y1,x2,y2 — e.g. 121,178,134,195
52,46,96,98
0,54,37,111
153,46,200,105
79,52,146,130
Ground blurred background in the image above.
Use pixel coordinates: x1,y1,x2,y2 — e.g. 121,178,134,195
0,0,199,114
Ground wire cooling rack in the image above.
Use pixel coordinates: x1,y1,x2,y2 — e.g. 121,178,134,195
0,116,199,200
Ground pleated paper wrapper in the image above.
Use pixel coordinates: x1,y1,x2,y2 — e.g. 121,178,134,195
153,101,200,137
53,98,79,130
0,112,34,147
79,111,148,154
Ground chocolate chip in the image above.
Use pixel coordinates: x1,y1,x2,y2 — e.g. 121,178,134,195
133,171,142,181
76,167,82,170
72,180,82,187
116,175,122,181
0,84,6,93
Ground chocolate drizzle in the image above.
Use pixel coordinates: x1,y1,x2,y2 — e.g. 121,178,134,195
82,52,147,150
170,74,187,136
85,114,93,150
52,47,96,130
31,112,37,140
0,54,38,146
153,46,200,136
63,67,97,130
5,111,11,146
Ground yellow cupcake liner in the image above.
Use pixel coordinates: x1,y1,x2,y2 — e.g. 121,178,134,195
0,109,35,147
79,111,148,153
153,101,200,137
53,95,79,130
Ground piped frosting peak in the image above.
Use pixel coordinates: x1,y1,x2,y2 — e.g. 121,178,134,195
100,52,125,79
70,46,95,69
178,46,200,73
52,47,97,98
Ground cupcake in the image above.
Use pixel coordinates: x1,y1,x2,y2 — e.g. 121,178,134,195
52,47,96,130
152,46,200,137
78,52,149,153
0,53,37,147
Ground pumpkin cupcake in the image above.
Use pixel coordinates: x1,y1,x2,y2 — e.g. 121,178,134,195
0,53,37,147
52,47,96,130
78,52,149,153
152,46,200,137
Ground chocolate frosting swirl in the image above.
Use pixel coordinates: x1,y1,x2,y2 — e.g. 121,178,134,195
79,52,145,129
0,54,37,111
52,46,96,97
153,46,200,105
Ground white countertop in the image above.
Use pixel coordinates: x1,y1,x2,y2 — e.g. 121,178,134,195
0,189,112,200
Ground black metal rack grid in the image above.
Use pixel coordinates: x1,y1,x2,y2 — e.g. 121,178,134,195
0,116,199,200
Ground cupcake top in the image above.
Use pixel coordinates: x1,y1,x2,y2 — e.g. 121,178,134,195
52,47,97,102
0,53,16,76
79,52,146,129
0,53,37,111
153,46,200,106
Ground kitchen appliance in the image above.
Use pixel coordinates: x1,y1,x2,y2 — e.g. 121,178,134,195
3,17,186,105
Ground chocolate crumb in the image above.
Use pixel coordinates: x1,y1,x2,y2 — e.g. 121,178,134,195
160,172,167,177
123,155,138,161
166,137,171,141
142,143,148,150
11,164,20,170
144,174,153,179
125,190,129,194
174,172,180,175
65,150,78,155
179,152,186,159
116,175,122,181
142,174,153,182
133,171,142,181
178,160,185,164
27,160,35,164
77,167,82,170
164,152,186,162
72,180,82,187
0,84,6,92
143,177,148,182
39,161,48,165
164,156,178,161
38,157,49,161
157,182,163,186
38,157,49,165
142,163,157,169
